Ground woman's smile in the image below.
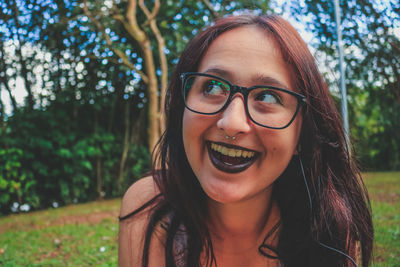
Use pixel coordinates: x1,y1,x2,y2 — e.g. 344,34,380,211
207,141,260,173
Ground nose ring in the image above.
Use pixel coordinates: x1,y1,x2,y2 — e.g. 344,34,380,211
225,134,237,140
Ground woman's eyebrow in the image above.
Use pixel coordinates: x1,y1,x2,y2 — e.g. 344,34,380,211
203,67,231,78
202,68,290,89
251,74,289,89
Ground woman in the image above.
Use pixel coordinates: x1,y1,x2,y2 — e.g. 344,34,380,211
118,14,373,267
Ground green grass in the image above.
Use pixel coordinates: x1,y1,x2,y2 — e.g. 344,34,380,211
0,172,399,266
0,199,121,266
364,172,400,266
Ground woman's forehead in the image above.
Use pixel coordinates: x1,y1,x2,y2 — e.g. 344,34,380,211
197,25,295,90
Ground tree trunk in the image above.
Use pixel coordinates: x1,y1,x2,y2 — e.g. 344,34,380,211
107,93,117,132
138,0,168,135
96,155,103,200
12,0,34,110
0,79,17,112
130,107,145,145
142,40,161,153
56,47,62,92
86,0,166,152
117,99,131,193
0,90,4,123
94,111,103,199
124,0,161,153
0,38,18,112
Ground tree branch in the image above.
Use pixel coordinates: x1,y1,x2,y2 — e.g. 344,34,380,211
83,0,148,83
201,0,219,19
139,0,166,132
138,0,159,26
125,0,146,42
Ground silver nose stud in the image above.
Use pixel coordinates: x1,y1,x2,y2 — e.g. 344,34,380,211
225,134,237,140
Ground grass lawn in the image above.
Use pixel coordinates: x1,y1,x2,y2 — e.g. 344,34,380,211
0,172,399,266
363,172,400,266
0,199,120,266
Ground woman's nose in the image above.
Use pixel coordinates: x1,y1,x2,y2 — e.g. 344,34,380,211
216,96,251,138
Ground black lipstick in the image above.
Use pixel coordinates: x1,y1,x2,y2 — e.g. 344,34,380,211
207,142,258,173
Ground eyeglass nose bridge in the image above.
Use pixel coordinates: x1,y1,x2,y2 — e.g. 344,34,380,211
222,84,251,115
224,84,251,107
230,84,250,96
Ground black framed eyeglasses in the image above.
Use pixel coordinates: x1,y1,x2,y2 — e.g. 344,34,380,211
180,72,306,129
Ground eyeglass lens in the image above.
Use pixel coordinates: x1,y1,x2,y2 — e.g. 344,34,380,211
183,74,300,128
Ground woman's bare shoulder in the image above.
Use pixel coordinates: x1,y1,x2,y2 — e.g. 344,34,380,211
118,176,165,267
119,176,160,219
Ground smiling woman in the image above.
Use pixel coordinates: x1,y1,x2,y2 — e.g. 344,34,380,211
118,14,373,267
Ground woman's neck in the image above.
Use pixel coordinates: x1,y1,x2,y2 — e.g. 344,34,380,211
206,188,280,253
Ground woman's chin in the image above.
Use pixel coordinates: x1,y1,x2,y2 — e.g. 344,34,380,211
202,180,273,205
203,184,252,204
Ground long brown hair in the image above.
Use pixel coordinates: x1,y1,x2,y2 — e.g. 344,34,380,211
121,14,373,267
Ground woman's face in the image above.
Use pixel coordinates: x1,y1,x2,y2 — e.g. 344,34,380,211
182,26,302,204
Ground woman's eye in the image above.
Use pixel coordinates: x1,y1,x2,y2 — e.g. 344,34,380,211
255,91,282,104
203,80,227,95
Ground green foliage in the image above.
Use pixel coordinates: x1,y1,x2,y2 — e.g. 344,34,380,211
290,0,400,170
0,148,36,213
0,105,149,215
130,145,151,178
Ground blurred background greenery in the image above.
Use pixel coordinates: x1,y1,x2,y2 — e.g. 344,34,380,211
0,0,398,227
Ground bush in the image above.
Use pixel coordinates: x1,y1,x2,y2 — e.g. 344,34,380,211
0,107,150,215
0,148,37,214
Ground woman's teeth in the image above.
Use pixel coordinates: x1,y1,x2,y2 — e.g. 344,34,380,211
207,141,257,173
210,143,255,158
